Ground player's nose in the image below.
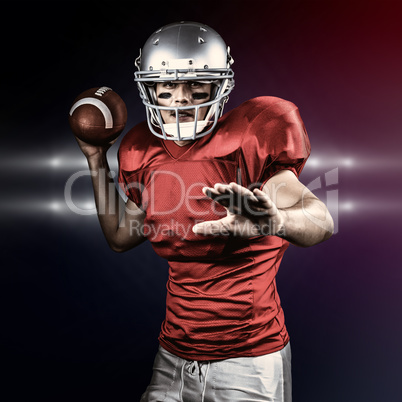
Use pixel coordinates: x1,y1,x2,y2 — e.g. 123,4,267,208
172,84,190,104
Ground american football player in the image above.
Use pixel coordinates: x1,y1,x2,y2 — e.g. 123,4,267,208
74,21,333,402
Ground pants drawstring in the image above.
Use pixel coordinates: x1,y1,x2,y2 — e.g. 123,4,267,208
187,360,210,382
180,359,211,401
197,361,203,382
201,362,210,401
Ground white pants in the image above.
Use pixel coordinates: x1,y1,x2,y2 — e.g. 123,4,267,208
140,343,292,402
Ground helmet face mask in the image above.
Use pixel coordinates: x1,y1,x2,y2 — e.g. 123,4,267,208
134,21,234,141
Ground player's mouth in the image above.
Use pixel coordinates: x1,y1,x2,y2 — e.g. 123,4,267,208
171,110,194,122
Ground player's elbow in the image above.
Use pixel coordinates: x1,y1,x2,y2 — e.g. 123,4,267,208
110,244,127,253
107,236,144,253
107,239,131,253
321,206,335,242
291,207,334,248
307,212,335,247
326,213,335,239
312,201,335,245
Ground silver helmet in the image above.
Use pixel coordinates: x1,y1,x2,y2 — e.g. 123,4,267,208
134,21,234,141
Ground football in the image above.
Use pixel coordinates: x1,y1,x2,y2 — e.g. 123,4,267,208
69,86,127,145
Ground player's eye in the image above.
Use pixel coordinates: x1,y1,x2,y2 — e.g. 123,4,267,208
189,82,202,88
162,82,176,89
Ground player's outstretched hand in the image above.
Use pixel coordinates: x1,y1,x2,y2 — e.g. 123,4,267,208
192,182,285,237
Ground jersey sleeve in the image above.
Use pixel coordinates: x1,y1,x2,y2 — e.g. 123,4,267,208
118,158,143,208
117,125,145,208
240,97,311,188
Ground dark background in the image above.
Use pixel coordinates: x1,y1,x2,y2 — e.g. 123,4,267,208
1,1,402,401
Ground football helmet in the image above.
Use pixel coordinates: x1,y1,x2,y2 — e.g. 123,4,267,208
134,21,234,141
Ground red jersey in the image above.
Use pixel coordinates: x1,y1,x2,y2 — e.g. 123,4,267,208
118,96,310,361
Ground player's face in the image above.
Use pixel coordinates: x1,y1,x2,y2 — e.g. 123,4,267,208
155,81,212,125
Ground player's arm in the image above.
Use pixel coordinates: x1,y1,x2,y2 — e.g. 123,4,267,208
261,169,334,247
77,137,146,252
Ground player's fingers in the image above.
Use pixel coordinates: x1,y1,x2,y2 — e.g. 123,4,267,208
214,183,234,194
226,183,276,216
202,186,218,197
192,218,232,236
202,183,232,196
253,188,277,213
225,183,265,216
202,185,233,210
202,183,275,217
228,182,259,202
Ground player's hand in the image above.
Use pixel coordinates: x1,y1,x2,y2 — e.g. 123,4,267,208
192,182,285,237
74,135,118,161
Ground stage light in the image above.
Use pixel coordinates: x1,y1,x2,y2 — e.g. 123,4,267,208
305,156,355,169
342,158,354,167
49,158,61,168
0,150,119,171
49,201,62,211
83,201,96,210
340,201,354,211
306,157,320,167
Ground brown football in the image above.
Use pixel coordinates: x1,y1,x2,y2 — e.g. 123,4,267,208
69,86,127,145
